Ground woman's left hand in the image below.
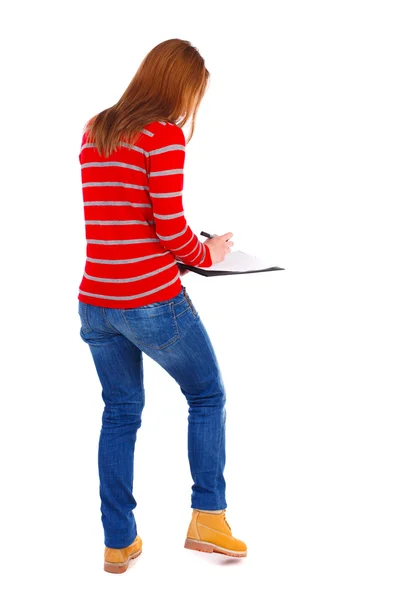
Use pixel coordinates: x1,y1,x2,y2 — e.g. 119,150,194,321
177,263,189,277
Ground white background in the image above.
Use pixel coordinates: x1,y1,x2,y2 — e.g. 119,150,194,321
2,0,408,598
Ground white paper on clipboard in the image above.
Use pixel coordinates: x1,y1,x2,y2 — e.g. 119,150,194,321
198,250,277,272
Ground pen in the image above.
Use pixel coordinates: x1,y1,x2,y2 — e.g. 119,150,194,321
200,231,215,239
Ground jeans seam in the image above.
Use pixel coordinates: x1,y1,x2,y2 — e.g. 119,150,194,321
183,288,198,317
101,307,120,333
82,302,93,333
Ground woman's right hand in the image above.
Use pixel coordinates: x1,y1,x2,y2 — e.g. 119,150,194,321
205,232,234,265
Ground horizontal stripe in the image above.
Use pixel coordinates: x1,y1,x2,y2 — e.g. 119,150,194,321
82,182,149,190
153,211,184,220
172,231,195,252
119,142,149,156
149,190,182,198
85,220,155,226
149,169,183,177
192,243,203,262
83,261,175,283
177,239,200,259
80,142,150,156
83,201,152,208
86,251,170,265
149,144,185,156
80,143,98,152
81,161,147,173
141,128,154,137
198,246,206,264
158,121,167,125
157,224,188,241
86,238,161,245
79,272,180,301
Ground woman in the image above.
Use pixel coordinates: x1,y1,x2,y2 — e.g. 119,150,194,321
77,38,247,573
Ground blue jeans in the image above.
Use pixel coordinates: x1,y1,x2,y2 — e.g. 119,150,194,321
77,285,227,549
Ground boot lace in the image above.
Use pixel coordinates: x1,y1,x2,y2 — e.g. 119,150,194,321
222,509,231,533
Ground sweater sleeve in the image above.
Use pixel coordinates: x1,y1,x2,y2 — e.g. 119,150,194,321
147,124,213,268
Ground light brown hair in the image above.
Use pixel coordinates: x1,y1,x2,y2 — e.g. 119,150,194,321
83,39,210,157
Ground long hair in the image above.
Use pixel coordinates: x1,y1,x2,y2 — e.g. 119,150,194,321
83,39,210,157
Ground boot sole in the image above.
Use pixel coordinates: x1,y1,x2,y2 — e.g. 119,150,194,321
104,548,142,574
184,537,247,557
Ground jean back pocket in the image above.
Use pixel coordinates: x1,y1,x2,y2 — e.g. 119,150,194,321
121,302,180,350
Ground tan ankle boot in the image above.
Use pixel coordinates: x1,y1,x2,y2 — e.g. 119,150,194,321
184,509,247,557
104,535,143,573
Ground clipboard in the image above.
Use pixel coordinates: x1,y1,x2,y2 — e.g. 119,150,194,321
176,250,285,277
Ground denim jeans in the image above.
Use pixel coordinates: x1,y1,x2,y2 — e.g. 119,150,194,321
77,285,227,549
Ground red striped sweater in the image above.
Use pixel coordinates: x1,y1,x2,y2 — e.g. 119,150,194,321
77,119,212,308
